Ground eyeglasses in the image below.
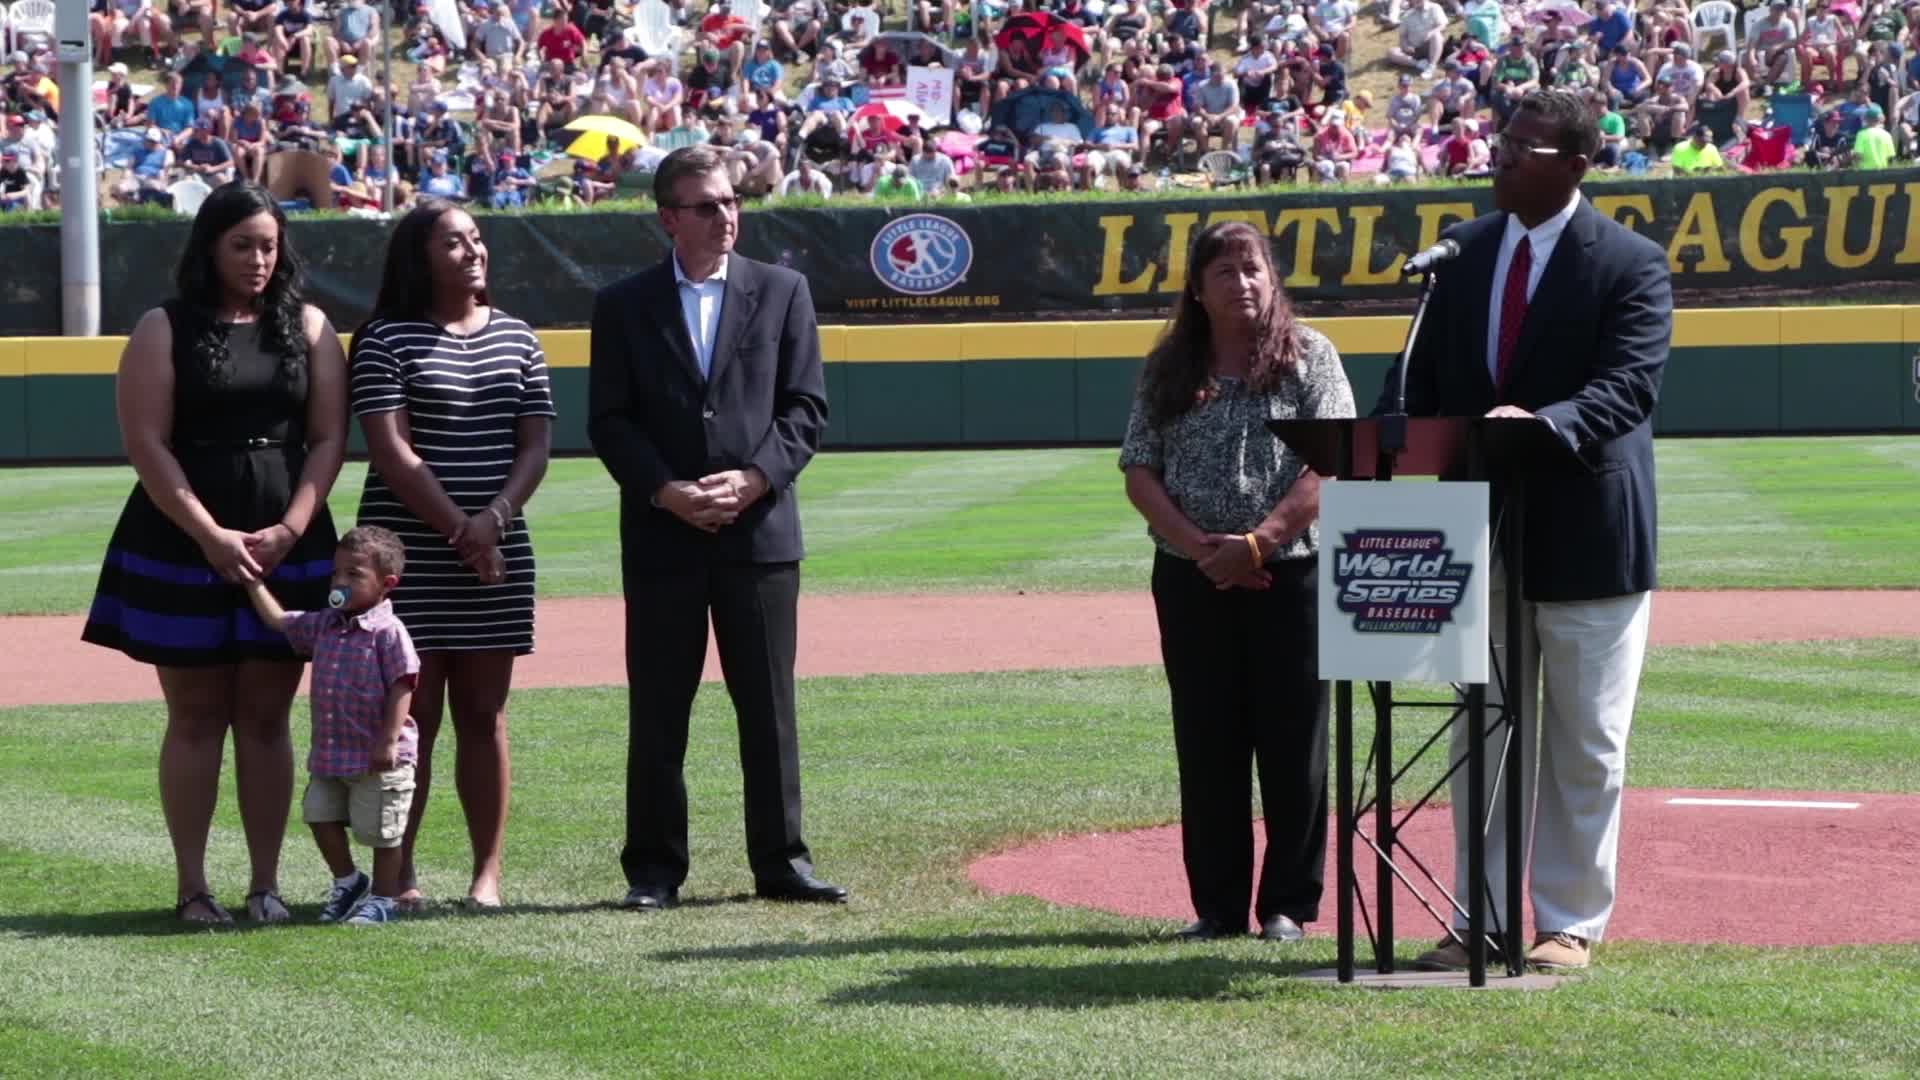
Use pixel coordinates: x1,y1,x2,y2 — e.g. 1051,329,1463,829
665,195,740,218
1490,133,1564,163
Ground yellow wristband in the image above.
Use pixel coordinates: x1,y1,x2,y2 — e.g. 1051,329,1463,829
1245,533,1262,566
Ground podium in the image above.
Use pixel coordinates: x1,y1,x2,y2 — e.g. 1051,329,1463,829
1268,414,1587,988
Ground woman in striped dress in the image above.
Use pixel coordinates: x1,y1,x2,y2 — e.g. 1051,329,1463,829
350,199,553,909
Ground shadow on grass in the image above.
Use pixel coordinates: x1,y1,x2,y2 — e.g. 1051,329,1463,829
0,908,299,938
824,955,1329,1008
653,930,1148,963
0,895,756,938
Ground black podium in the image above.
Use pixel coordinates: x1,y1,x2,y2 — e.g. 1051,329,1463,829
1268,414,1586,987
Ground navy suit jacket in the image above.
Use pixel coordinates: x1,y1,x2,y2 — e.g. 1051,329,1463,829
1375,199,1672,603
587,254,828,571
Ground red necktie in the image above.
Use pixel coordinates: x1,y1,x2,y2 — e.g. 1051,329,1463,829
1495,237,1532,391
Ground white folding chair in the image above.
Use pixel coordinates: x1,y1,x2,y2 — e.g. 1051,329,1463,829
169,176,213,217
734,0,768,49
1740,8,1772,54
1690,0,1739,57
7,0,53,53
632,0,686,59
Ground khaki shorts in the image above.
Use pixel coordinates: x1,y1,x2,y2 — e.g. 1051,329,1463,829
301,766,416,849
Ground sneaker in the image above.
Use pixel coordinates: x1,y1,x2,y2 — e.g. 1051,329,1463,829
1527,931,1591,970
318,871,370,923
344,895,398,926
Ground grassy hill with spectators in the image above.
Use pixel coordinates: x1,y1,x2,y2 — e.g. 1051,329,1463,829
9,0,1910,216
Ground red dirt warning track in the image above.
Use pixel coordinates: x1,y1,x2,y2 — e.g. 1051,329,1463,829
968,789,1920,947
2,588,1916,708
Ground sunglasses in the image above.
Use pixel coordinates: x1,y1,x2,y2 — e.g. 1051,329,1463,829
666,195,741,218
1490,133,1565,162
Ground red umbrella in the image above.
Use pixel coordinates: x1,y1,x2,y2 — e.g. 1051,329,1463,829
852,101,916,134
994,12,1091,69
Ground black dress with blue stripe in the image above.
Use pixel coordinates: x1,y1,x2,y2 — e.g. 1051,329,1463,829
82,301,340,667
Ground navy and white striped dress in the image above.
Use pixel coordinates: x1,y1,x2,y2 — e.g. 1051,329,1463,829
348,311,555,654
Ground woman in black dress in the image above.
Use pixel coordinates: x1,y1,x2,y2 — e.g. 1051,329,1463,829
1118,220,1355,942
82,182,348,925
350,199,553,910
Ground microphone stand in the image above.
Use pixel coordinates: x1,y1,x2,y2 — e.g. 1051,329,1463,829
1378,268,1440,480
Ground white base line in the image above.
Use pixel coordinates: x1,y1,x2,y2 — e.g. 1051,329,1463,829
1666,797,1861,810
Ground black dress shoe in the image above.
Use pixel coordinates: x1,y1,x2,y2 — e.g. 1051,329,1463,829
754,873,850,903
1175,917,1246,940
1258,915,1306,942
620,884,678,911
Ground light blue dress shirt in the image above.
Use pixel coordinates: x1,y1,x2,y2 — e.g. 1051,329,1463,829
672,252,729,379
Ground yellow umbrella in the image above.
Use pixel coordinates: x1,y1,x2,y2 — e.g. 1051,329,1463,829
561,115,649,162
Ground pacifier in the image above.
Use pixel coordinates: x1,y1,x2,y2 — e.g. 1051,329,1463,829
327,586,349,610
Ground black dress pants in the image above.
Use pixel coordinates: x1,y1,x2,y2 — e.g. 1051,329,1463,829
1151,551,1329,929
620,560,813,891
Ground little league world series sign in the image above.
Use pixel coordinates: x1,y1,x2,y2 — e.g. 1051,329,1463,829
1318,482,1491,684
1333,530,1474,634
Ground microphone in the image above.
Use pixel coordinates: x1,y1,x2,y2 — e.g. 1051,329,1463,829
1402,239,1461,277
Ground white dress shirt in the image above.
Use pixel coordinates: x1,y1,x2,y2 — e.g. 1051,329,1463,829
778,168,833,197
673,251,728,379
1486,189,1580,381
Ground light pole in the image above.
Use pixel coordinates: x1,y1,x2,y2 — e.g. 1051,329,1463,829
382,0,395,212
54,0,101,336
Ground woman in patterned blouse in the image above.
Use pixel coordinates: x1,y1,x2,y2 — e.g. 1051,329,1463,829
1118,219,1356,943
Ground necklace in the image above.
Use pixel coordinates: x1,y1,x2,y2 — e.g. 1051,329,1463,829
439,306,484,351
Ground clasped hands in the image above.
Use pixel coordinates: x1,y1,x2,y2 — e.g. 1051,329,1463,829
1193,530,1279,591
202,523,298,585
656,468,770,533
449,512,508,585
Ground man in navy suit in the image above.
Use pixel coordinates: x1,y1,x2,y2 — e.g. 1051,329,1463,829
588,145,847,911
1378,89,1671,972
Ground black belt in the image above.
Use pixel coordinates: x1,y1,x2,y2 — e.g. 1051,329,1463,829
182,436,289,450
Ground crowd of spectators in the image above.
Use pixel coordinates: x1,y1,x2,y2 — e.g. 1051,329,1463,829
1,0,1917,213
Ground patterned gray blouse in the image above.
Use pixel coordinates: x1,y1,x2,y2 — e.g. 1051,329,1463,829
1118,325,1356,562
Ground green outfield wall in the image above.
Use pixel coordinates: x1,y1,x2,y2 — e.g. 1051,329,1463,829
4,306,1917,462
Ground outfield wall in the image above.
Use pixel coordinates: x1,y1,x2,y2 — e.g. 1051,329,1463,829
4,305,1918,461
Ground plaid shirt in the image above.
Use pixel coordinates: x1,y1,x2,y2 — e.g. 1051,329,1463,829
284,600,421,778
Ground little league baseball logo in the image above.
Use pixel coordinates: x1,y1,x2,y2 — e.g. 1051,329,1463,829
1332,529,1474,634
870,214,973,296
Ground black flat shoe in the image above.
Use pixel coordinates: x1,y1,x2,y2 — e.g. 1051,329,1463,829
1258,915,1306,942
754,873,850,904
1175,917,1246,940
620,884,678,911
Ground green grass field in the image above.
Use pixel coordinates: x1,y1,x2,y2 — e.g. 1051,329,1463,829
4,437,1920,615
2,642,1917,1078
3,437,1919,1076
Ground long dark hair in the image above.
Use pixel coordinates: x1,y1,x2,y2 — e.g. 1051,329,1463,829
173,181,307,388
354,198,487,339
1138,220,1301,428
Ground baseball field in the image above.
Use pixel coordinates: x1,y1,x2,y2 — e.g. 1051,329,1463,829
3,437,1918,1078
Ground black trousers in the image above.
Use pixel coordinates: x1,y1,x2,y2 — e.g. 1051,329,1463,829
1151,551,1329,928
620,561,813,891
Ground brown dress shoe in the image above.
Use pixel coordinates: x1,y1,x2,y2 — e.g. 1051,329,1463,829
1413,934,1507,971
1527,932,1591,970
